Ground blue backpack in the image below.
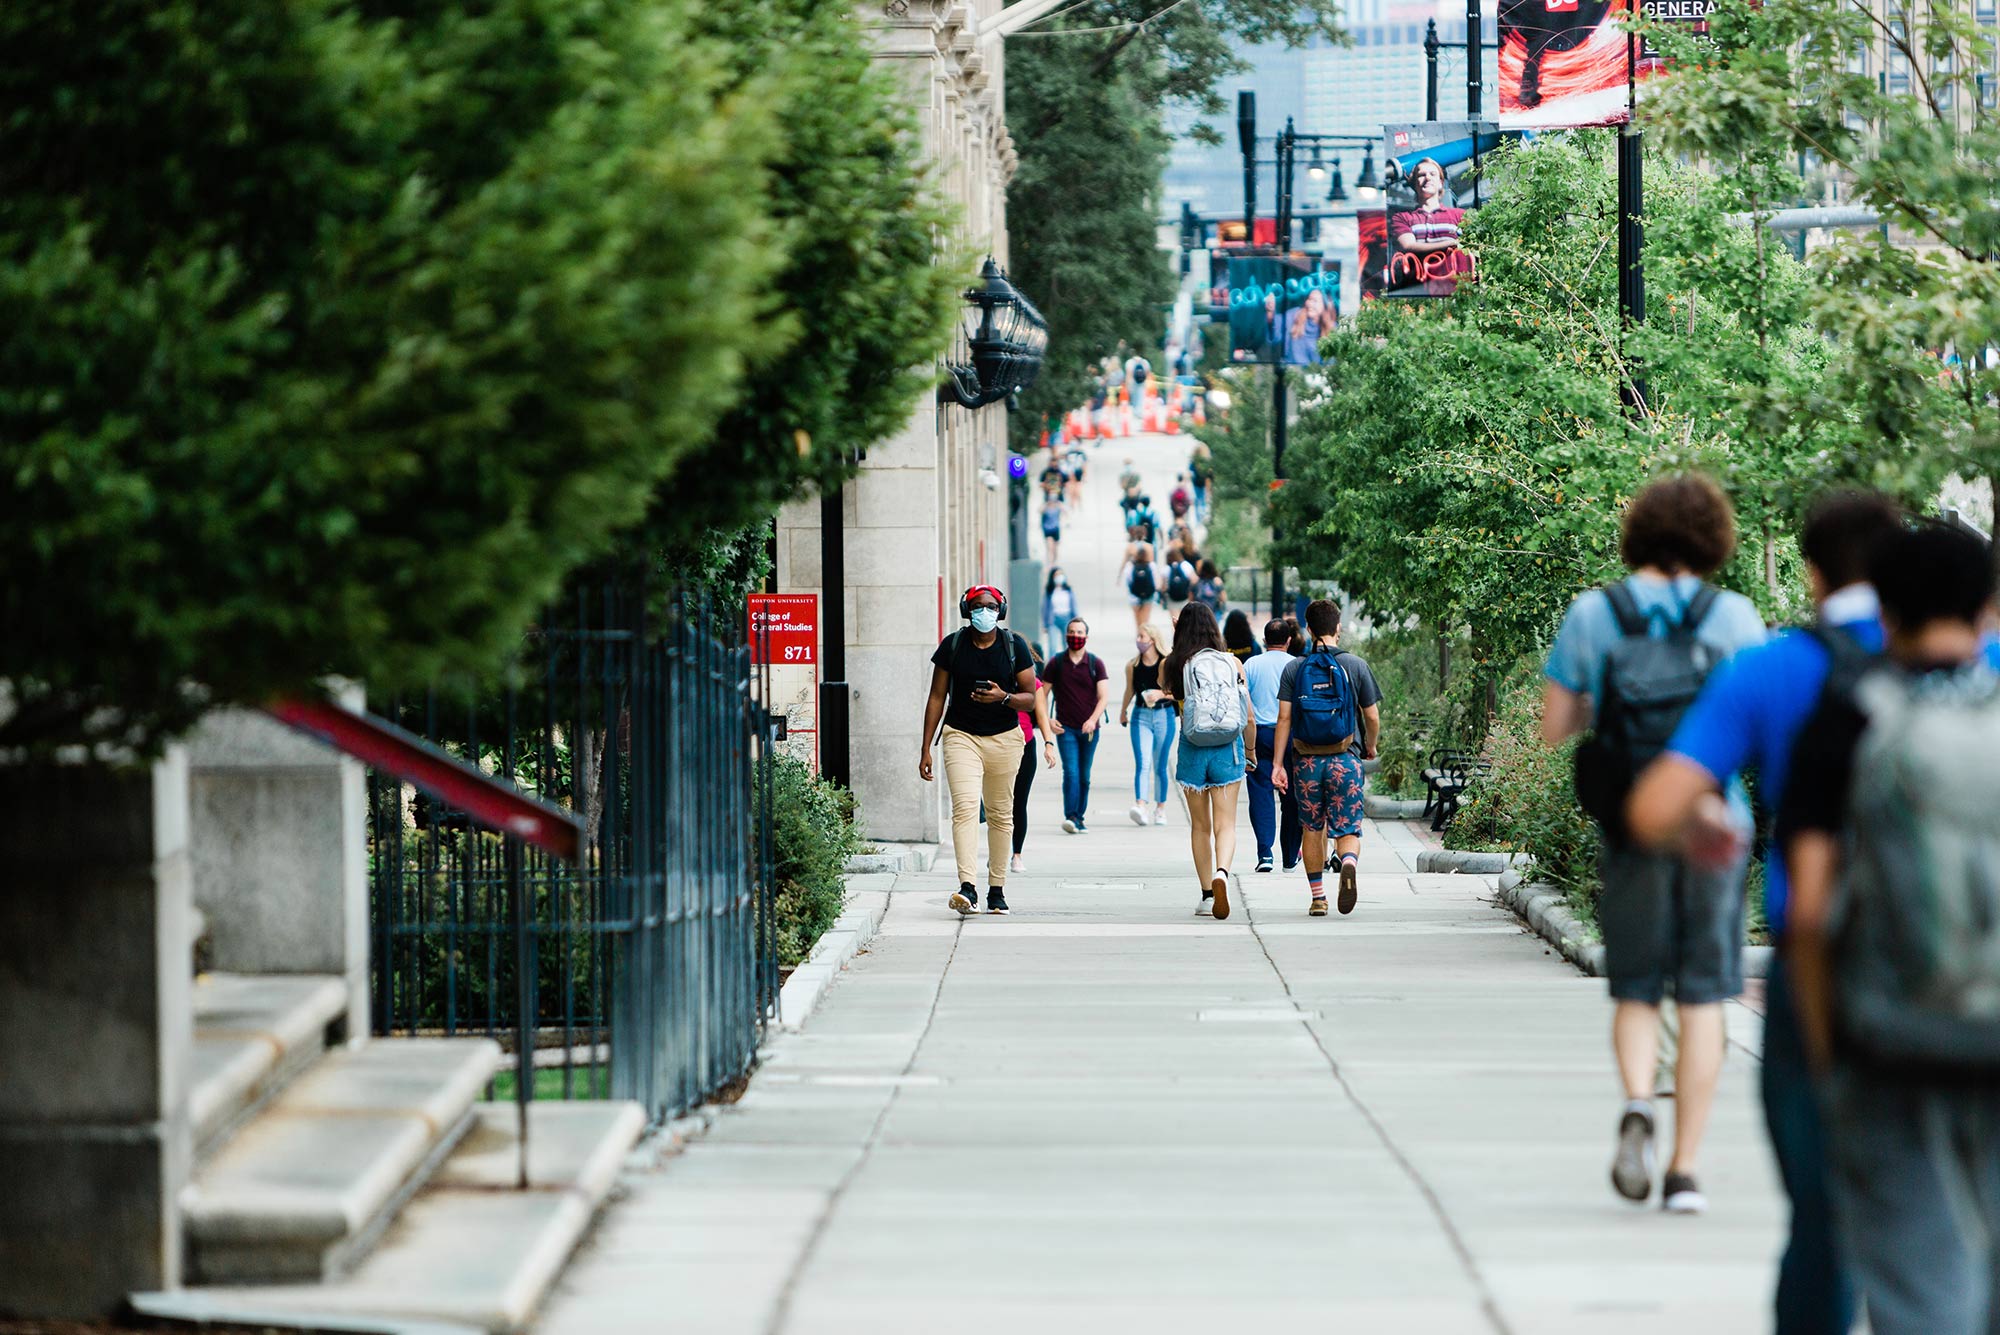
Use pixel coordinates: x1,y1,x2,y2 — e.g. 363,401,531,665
1293,650,1357,749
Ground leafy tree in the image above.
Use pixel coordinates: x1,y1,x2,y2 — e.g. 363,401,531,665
1645,0,2000,513
1274,134,1834,682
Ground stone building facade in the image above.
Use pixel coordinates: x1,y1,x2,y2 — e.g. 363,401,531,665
775,1,1020,843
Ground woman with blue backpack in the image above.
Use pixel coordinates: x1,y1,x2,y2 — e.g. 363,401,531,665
1162,602,1257,919
1271,600,1382,917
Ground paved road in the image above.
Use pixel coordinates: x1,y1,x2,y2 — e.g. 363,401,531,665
539,429,1783,1334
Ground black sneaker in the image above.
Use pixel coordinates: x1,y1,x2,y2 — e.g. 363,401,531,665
949,882,977,916
1255,856,1274,873
1661,1171,1708,1215
986,887,1010,915
1612,1106,1656,1203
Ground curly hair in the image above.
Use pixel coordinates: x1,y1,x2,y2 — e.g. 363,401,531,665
1619,472,1737,576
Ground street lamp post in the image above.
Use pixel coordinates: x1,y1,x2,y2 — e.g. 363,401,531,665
1425,19,1440,121
1468,0,1483,117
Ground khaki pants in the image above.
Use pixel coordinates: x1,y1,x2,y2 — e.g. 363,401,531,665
942,725,1025,888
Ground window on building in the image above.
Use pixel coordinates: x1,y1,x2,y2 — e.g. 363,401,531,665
1937,53,1954,108
1850,38,1869,75
1982,72,1998,107
1887,19,1912,94
1980,0,1996,22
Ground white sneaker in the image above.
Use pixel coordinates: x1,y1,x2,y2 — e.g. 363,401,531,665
1062,818,1079,834
1009,853,1025,873
1153,807,1169,826
1128,804,1147,827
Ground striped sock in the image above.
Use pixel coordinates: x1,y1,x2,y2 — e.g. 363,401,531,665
1307,870,1324,897
1341,853,1358,869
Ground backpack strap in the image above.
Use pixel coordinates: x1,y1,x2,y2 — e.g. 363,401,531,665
1602,581,1648,638
1678,584,1720,635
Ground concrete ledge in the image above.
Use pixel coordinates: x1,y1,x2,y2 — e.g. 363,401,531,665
129,1291,482,1335
1495,875,1606,978
778,891,890,1032
844,842,939,875
1415,849,1527,875
1363,794,1430,821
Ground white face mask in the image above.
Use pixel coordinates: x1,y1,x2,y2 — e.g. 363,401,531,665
1053,576,1066,588
969,607,1000,633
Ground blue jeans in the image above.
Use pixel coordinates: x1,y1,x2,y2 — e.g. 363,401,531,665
1763,958,1857,1335
1247,724,1303,865
1056,727,1099,823
1131,706,1175,802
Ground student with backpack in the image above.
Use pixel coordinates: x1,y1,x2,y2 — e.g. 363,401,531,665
1244,618,1304,875
1194,559,1226,614
1626,489,1903,1320
1169,475,1192,520
1270,600,1381,915
1163,602,1257,919
920,586,1049,917
1040,493,1063,566
1541,472,1768,1213
1163,544,1197,606
1122,543,1165,631
1778,521,2000,1335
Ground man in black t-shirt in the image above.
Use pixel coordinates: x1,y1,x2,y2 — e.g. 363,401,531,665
1777,524,2000,1335
921,585,1046,916
1271,600,1382,917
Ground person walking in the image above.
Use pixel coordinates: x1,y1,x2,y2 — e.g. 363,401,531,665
1271,600,1381,916
1627,489,1903,1328
920,585,1046,917
1223,609,1260,663
1541,472,1768,1213
1043,619,1112,834
1244,618,1302,874
1194,559,1227,614
1121,622,1177,827
1118,457,1141,493
1777,521,2000,1335
1040,492,1064,566
1163,602,1256,919
1163,543,1198,610
1122,543,1164,632
1041,567,1080,658
1169,475,1192,522
1009,643,1060,873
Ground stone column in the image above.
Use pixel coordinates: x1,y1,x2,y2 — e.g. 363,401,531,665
0,752,193,1316
184,685,370,1041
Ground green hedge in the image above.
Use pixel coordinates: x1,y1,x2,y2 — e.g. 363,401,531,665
762,755,862,968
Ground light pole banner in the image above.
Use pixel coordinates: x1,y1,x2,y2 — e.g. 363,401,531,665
1381,123,1495,298
1223,255,1342,366
1357,210,1389,304
1498,0,1712,128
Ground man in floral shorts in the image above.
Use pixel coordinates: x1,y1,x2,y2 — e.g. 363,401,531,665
1271,600,1382,915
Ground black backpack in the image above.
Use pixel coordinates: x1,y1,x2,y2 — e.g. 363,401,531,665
1167,563,1193,601
1572,582,1721,840
1129,563,1157,600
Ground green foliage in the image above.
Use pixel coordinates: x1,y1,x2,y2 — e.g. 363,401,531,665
1277,133,1834,688
1456,684,1603,918
762,753,862,968
2,0,780,754
1188,366,1273,570
1646,0,2000,503
640,0,964,548
1344,624,1471,800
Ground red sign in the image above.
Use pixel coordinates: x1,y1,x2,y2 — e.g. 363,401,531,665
749,594,819,666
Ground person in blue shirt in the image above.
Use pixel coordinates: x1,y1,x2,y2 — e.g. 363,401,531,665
1542,472,1768,1218
1243,618,1302,873
1624,490,1899,1335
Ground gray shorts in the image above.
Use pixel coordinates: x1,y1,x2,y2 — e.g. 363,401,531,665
1596,844,1747,1005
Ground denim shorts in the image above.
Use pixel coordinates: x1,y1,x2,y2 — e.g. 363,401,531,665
1177,732,1245,790
1597,844,1747,1005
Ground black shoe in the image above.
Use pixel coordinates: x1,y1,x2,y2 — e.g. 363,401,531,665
949,883,976,916
1612,1106,1656,1203
1661,1171,1708,1214
1519,54,1543,108
1282,858,1300,873
1255,856,1274,873
987,887,1010,915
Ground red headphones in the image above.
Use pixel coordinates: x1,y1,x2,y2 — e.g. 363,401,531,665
958,584,1008,620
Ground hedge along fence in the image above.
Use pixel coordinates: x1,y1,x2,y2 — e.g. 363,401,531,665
761,753,862,969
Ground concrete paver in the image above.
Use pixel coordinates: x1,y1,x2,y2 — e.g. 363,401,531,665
538,430,1783,1333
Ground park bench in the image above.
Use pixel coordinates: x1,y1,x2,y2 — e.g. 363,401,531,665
1422,746,1492,832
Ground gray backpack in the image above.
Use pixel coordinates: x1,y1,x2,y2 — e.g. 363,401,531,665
1181,649,1248,747
1834,663,2000,1069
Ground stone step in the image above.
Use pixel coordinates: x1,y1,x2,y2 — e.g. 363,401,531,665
178,1101,647,1333
190,972,350,1154
184,1037,502,1284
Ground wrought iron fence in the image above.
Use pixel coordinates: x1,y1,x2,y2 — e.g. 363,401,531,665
366,585,778,1123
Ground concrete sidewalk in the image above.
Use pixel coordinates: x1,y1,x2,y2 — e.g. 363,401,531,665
537,431,1785,1333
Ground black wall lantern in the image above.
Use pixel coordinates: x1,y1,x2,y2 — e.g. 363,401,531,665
942,257,1047,410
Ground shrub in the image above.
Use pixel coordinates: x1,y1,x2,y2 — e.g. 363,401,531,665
1455,682,1602,920
762,755,862,967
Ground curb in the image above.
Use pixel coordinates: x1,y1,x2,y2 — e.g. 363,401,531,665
777,889,889,1032
844,842,939,875
1496,870,1606,977
1415,848,1527,875
1363,794,1430,821
1491,869,1776,981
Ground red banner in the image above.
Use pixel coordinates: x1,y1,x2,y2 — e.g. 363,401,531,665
749,593,819,666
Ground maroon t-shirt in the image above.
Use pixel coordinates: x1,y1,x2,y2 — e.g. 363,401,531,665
1042,651,1108,730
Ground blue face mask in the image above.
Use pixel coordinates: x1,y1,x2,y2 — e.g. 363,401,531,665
969,607,1000,633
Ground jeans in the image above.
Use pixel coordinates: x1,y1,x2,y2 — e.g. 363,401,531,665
1247,724,1303,865
1056,726,1100,823
1824,1059,2000,1335
1762,957,1858,1335
1131,706,1175,803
